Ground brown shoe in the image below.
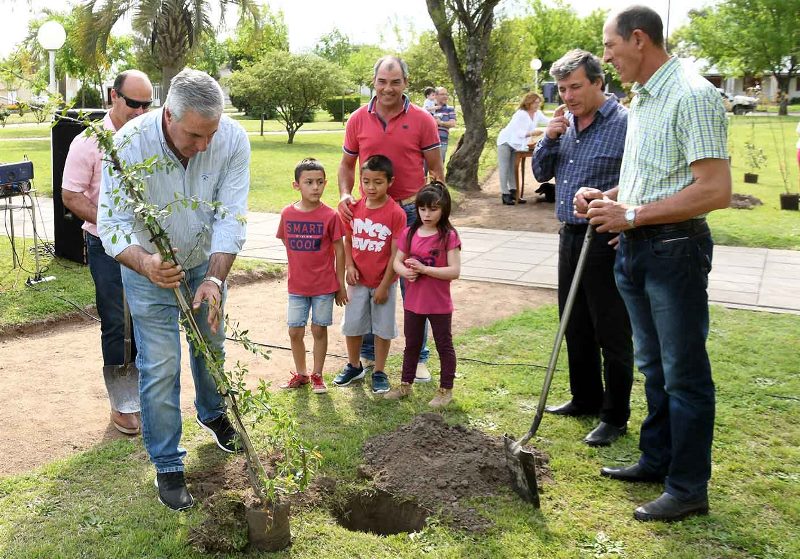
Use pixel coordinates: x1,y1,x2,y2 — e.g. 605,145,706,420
111,410,140,435
384,382,413,400
428,388,453,408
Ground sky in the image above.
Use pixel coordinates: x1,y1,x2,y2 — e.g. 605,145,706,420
0,0,707,58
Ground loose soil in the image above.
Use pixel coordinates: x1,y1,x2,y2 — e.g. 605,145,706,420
0,276,554,476
450,166,561,233
359,413,551,532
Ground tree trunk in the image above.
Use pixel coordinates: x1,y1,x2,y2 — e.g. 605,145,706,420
777,75,790,116
161,65,180,103
427,0,501,191
447,97,487,190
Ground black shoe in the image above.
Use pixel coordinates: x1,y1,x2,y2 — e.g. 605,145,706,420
584,422,627,447
634,492,709,522
155,471,194,511
545,401,599,417
502,194,515,205
517,197,527,204
600,463,665,483
196,413,242,453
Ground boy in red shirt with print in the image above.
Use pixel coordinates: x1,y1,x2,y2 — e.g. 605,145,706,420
277,158,347,393
334,155,406,394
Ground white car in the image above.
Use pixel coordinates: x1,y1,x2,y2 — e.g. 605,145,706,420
716,88,758,115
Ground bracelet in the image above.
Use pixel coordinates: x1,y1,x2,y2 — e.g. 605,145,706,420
203,276,224,290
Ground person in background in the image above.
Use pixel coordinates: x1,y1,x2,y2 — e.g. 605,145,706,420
62,69,154,436
496,92,550,205
433,87,457,164
423,86,437,114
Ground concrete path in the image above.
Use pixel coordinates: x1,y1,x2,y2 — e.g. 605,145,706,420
9,196,799,314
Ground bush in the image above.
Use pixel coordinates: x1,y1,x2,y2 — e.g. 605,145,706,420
324,96,361,122
72,84,103,109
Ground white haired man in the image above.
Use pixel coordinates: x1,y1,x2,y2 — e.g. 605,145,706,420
98,68,250,511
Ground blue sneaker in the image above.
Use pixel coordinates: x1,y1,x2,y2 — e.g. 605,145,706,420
333,362,365,386
371,370,390,394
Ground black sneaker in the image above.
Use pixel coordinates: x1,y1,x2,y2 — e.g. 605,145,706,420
155,471,194,511
196,413,242,453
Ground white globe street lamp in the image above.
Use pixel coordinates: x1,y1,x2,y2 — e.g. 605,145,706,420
37,20,66,95
530,58,543,92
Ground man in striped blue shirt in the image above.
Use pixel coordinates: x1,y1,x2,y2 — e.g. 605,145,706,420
532,50,633,448
99,69,251,512
579,6,731,523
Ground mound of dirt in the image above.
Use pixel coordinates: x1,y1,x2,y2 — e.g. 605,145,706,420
730,193,763,209
359,413,549,532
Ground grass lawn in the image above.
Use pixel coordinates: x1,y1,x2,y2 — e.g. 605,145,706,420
0,235,281,329
0,114,798,248
0,304,797,557
709,116,800,249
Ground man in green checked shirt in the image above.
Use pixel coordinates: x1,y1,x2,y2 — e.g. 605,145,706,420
575,5,731,523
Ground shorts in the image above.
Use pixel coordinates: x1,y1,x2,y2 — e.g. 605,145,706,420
341,282,398,340
287,293,335,328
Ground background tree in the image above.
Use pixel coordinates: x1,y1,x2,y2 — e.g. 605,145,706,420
344,44,385,99
673,0,800,115
223,3,289,71
227,52,349,143
426,0,502,190
77,0,259,98
313,28,354,68
404,31,453,98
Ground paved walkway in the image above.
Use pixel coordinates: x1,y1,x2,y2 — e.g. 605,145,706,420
9,196,800,314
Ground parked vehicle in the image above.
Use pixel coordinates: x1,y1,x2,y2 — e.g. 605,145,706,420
716,88,758,115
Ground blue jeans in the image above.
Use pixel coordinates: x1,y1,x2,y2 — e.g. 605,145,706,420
614,221,715,502
86,233,135,366
360,201,429,364
440,141,448,164
122,260,226,473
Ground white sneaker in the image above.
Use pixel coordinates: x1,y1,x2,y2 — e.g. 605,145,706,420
415,362,432,383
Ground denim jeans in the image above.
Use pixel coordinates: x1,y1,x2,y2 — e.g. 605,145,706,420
360,201,429,364
122,260,227,473
439,142,448,164
86,233,136,366
614,221,715,502
558,225,633,426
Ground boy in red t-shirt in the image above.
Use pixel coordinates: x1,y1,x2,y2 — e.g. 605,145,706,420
276,158,347,394
334,155,406,394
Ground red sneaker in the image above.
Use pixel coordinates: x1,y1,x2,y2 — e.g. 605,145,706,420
280,372,310,389
310,372,328,394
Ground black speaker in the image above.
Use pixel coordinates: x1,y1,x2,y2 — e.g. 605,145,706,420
51,109,106,264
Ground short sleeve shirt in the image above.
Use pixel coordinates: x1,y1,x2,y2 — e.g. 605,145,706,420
277,203,344,296
61,112,116,236
343,96,441,202
618,57,728,207
397,227,461,314
344,197,406,288
433,104,457,142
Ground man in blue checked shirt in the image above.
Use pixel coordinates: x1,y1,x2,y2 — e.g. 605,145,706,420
579,6,731,523
99,68,250,512
532,49,633,449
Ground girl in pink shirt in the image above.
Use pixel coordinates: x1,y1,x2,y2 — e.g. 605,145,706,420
385,182,461,408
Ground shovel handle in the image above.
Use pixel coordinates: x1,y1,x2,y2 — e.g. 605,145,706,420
518,225,594,447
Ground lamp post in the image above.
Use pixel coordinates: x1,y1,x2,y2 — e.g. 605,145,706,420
530,58,543,92
36,20,66,95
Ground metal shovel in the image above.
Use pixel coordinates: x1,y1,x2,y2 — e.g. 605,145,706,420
504,225,594,507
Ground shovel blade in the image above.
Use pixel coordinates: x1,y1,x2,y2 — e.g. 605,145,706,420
503,434,540,508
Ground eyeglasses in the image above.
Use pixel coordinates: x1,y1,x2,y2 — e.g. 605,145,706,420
115,89,152,110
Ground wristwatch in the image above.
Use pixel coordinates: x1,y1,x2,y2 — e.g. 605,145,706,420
203,275,224,290
624,207,637,228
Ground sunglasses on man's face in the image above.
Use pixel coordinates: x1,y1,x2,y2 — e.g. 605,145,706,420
115,89,152,110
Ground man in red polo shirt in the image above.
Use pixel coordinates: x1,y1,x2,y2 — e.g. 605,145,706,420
338,55,444,383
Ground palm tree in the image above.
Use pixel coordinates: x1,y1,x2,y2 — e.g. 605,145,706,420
76,0,257,98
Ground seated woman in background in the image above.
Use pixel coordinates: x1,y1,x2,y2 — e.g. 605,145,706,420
496,92,550,205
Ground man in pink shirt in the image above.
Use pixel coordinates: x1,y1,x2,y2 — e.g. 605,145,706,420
62,69,153,435
337,56,445,382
